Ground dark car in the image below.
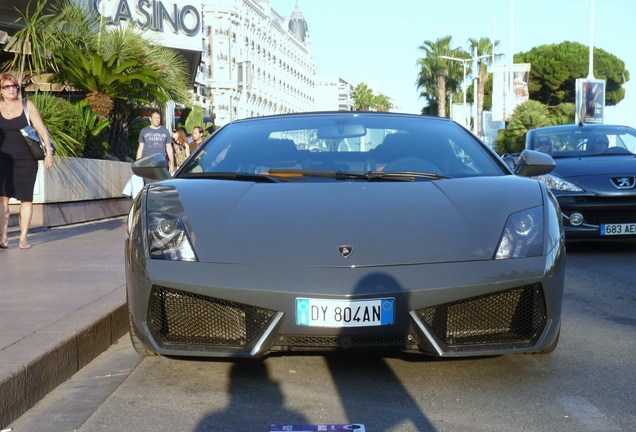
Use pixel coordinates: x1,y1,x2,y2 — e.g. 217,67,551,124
525,124,636,239
125,112,564,359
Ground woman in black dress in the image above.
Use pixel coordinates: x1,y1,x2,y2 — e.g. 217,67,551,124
0,73,54,249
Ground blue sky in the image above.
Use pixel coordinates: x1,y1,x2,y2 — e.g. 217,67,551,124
270,0,636,127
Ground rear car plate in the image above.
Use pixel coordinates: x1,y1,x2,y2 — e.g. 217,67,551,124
600,223,636,236
296,298,394,327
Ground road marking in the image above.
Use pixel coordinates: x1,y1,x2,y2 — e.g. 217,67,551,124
560,396,620,431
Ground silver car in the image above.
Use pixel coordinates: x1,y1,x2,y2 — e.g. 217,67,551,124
125,112,565,359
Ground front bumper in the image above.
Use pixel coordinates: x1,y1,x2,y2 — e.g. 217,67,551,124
127,244,565,358
558,195,636,239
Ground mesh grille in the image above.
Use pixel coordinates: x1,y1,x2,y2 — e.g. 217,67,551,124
416,284,546,349
147,286,276,349
278,334,411,349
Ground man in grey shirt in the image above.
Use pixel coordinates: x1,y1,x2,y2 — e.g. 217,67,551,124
136,109,175,174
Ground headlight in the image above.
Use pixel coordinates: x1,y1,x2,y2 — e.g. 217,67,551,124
535,174,583,192
146,186,197,261
495,206,544,259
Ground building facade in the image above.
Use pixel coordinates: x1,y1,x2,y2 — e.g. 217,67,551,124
203,0,315,126
1,1,359,128
314,76,354,112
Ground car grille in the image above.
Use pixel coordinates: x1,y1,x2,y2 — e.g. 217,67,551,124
559,196,636,225
277,334,413,350
147,286,277,350
415,284,546,351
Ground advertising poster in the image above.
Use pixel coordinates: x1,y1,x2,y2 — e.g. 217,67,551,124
491,64,531,122
576,78,605,125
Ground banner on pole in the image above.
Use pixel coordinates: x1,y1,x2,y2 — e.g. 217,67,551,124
576,78,605,125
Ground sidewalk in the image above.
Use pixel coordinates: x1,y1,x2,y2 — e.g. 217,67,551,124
0,217,129,428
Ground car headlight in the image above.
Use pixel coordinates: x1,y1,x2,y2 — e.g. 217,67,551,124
535,174,583,192
495,206,544,259
146,186,197,261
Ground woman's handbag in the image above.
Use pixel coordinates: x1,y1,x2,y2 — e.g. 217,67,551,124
19,99,55,160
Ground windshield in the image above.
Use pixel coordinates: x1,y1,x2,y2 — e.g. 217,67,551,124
179,113,506,180
529,126,636,158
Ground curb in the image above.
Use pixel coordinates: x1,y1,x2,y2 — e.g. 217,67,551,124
0,287,128,428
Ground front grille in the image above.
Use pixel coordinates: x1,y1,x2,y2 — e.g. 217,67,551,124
415,284,546,350
559,196,636,225
147,286,276,350
278,334,411,350
579,211,636,225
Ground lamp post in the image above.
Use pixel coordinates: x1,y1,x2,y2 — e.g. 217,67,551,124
440,55,470,129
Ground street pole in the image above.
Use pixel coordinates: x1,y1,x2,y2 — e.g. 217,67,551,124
588,0,595,79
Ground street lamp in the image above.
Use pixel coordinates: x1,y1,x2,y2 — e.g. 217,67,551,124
440,55,470,128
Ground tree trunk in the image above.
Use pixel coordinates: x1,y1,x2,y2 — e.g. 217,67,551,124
106,101,133,161
476,63,487,137
437,74,446,117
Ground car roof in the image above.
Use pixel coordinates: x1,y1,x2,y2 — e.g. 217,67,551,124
528,123,636,134
227,111,453,125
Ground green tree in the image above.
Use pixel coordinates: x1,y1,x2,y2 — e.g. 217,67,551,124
351,83,374,110
495,100,552,154
372,94,393,112
550,102,576,125
177,106,214,137
4,0,57,84
7,0,191,160
515,41,630,106
28,92,83,157
46,1,190,159
416,36,466,117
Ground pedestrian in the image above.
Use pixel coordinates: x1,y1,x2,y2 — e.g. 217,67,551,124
190,126,205,154
172,127,190,170
0,72,54,250
136,109,174,174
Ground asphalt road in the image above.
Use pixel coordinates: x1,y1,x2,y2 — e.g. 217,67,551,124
9,240,636,432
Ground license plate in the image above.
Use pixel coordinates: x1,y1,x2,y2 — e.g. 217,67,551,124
600,223,636,236
296,298,394,327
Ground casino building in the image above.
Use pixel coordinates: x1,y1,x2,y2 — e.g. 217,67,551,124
203,0,315,125
1,0,317,127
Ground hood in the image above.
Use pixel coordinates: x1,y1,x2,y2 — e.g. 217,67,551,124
553,154,636,179
167,176,543,266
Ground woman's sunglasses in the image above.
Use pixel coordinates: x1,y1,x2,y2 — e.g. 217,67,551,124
2,84,19,90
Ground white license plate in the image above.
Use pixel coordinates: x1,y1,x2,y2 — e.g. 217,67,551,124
600,223,636,236
296,298,394,328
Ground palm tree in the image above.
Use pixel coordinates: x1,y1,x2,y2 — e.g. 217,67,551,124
416,36,465,117
4,0,57,84
351,83,375,110
468,37,500,137
495,100,552,154
48,2,190,156
372,94,393,112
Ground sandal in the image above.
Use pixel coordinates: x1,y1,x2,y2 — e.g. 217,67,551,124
19,240,30,249
0,242,7,249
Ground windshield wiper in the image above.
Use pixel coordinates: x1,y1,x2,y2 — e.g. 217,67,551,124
179,172,281,183
366,171,449,181
268,169,448,181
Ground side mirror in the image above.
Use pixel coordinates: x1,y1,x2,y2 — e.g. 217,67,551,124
514,150,556,177
132,153,171,180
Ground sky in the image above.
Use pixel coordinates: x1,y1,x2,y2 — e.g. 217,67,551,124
270,0,636,127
